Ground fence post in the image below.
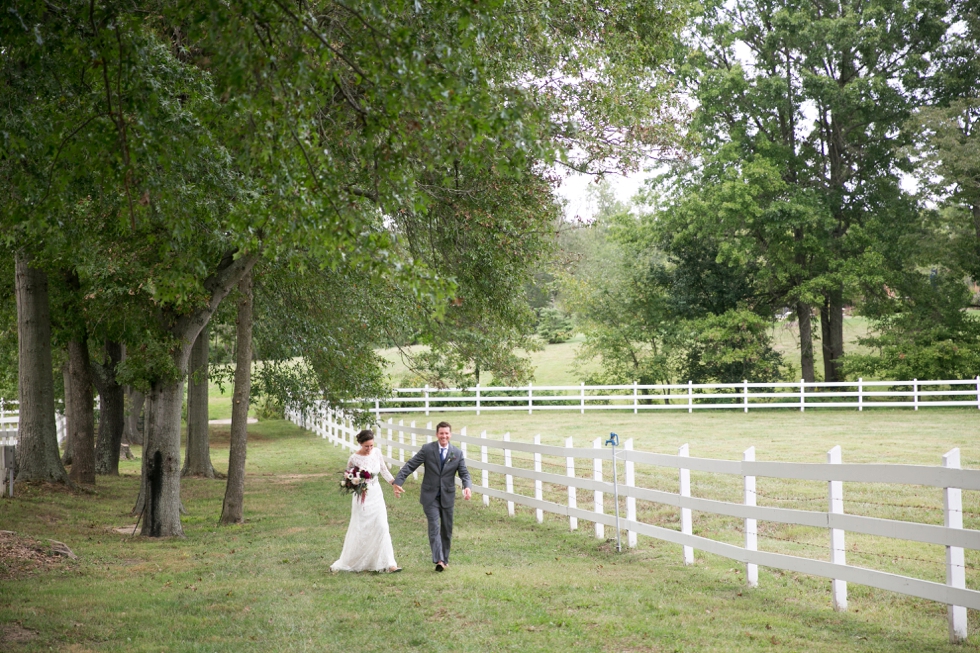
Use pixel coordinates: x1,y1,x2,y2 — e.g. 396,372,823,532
943,447,967,643
426,421,432,445
593,437,604,540
411,426,418,480
580,382,585,414
914,379,919,411
800,379,806,412
480,430,489,506
828,445,847,611
534,435,543,524
679,443,693,565
633,381,638,414
528,382,533,415
858,378,863,412
743,379,749,413
744,446,758,588
625,438,635,547
374,398,380,423
476,383,481,416
504,432,514,517
459,427,467,463
566,436,578,531
386,418,393,459
398,420,405,463
975,375,979,410
688,381,693,414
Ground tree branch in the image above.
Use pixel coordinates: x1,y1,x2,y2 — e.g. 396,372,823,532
346,185,379,202
270,0,371,81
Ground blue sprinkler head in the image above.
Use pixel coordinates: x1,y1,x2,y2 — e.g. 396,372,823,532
605,432,619,447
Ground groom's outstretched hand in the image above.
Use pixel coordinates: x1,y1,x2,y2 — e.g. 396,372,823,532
393,483,404,498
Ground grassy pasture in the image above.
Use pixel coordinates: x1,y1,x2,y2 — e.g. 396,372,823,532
376,316,874,388
376,336,596,388
3,410,980,652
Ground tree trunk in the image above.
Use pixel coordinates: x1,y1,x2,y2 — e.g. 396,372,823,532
61,363,73,467
93,340,125,475
829,292,845,380
220,272,253,525
14,253,69,484
968,202,980,285
135,250,259,535
131,392,151,517
124,388,145,447
182,325,215,477
820,289,845,383
796,300,815,383
67,338,96,485
139,380,185,537
819,301,832,382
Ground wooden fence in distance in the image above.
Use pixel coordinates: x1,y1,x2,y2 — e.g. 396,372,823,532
0,398,67,446
362,377,980,417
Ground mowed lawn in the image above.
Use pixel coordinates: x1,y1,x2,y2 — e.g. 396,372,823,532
3,411,980,652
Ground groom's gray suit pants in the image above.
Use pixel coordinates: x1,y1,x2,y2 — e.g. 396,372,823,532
423,496,454,564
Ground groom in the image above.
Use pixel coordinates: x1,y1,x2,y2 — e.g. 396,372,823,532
393,421,471,571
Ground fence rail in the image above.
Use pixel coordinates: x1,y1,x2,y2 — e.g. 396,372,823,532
361,377,980,417
289,402,980,644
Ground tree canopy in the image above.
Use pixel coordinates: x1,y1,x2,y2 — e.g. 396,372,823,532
2,0,686,532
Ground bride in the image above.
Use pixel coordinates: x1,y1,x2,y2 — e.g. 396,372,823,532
330,429,401,573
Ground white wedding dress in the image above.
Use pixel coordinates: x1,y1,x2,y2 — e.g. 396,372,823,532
330,448,398,572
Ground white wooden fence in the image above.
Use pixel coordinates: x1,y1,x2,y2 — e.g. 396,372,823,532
289,402,980,644
364,377,980,417
0,398,68,447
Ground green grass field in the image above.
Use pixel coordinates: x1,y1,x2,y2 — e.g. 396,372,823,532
3,409,980,652
377,335,597,388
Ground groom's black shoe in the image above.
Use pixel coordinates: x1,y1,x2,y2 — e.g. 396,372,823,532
435,562,446,572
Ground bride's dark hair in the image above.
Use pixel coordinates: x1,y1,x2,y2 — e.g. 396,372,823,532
356,429,375,444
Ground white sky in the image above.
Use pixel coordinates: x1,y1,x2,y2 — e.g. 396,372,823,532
556,170,650,221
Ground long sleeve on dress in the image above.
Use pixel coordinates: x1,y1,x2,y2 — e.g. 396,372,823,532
376,450,394,483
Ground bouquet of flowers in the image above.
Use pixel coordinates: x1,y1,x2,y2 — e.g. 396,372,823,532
340,464,373,503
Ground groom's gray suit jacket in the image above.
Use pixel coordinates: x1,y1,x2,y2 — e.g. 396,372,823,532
394,441,472,506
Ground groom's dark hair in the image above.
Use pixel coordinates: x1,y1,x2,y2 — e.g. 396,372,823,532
436,421,452,432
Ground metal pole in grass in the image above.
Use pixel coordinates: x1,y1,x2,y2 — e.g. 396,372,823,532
605,432,622,552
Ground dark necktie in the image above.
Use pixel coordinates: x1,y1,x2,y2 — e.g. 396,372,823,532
440,447,446,470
